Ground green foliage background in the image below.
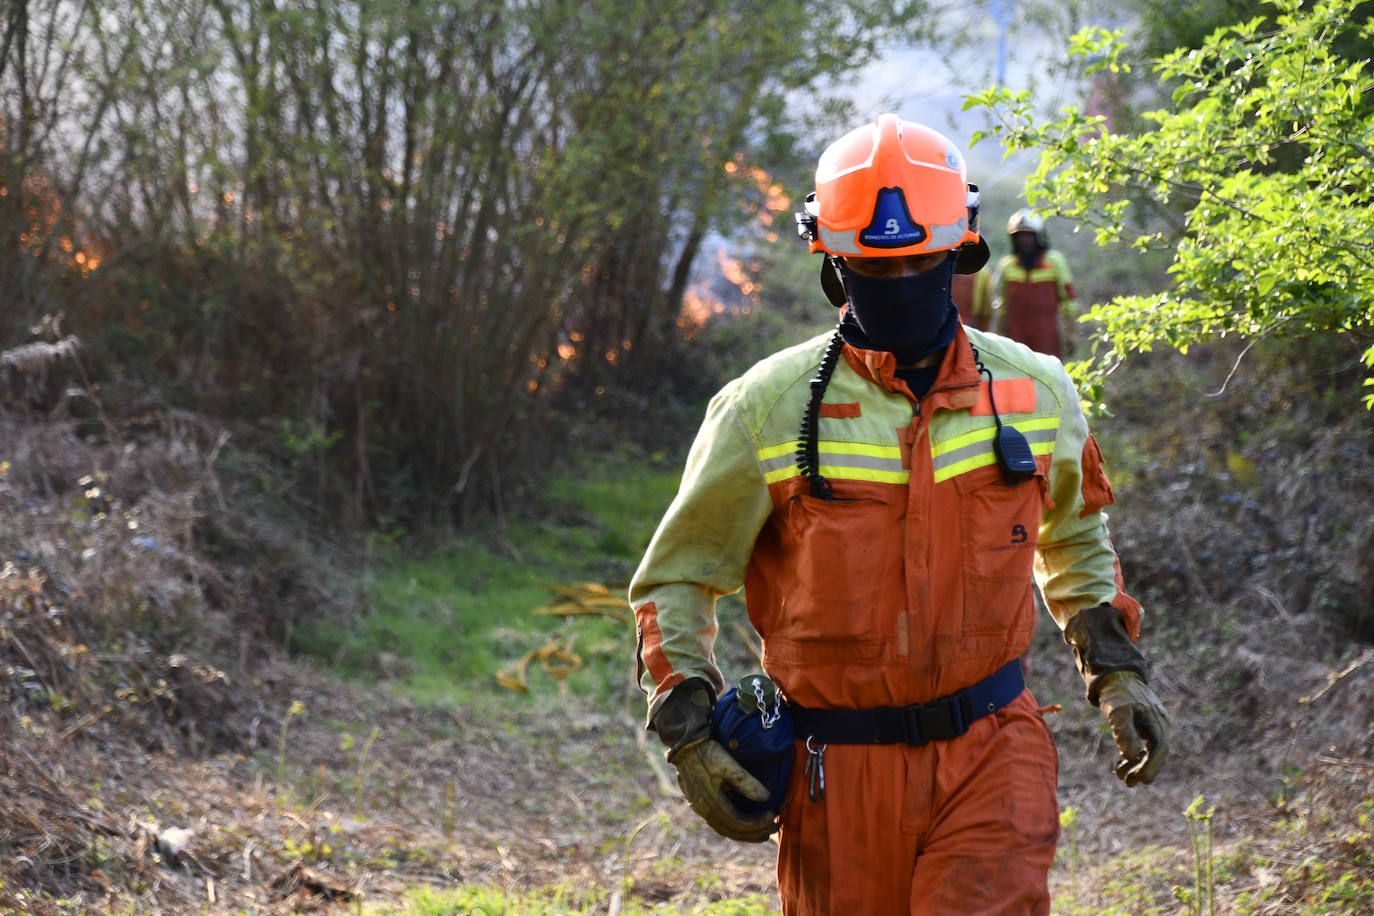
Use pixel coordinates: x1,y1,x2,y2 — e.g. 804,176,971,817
967,0,1374,409
0,0,922,529
2,3,1374,912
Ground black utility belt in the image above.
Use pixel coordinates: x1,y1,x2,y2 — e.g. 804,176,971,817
789,659,1024,747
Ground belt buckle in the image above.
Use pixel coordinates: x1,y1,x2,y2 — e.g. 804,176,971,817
899,704,926,746
902,696,969,746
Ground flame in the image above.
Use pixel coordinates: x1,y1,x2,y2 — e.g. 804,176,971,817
678,242,762,341
1,150,106,277
716,248,758,298
678,289,717,339
725,155,791,228
748,166,790,227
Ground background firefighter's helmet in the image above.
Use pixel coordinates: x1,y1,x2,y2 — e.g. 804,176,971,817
1006,208,1050,247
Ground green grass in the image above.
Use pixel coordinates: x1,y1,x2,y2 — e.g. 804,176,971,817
1046,790,1374,916
283,450,787,914
291,449,685,713
367,884,778,915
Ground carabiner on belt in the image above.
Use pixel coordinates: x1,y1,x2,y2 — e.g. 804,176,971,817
804,735,827,802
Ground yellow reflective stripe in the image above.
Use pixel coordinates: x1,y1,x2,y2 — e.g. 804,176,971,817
930,416,1057,458
931,425,995,458
820,441,902,459
1004,266,1061,284
932,440,1054,483
764,464,910,485
930,417,1059,483
1009,416,1059,436
758,440,902,463
816,461,908,484
757,442,795,462
758,440,906,485
763,465,798,485
760,416,1059,486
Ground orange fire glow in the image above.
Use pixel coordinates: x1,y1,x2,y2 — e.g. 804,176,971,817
1,166,105,277
724,155,791,228
716,248,758,299
678,290,715,340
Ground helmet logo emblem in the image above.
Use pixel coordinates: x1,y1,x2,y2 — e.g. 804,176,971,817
861,187,927,248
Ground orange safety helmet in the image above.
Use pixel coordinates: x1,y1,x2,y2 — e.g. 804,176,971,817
796,114,989,275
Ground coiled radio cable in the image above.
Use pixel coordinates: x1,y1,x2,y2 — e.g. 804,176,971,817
795,325,846,500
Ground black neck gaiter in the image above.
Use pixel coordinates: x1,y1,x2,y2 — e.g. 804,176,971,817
837,257,959,365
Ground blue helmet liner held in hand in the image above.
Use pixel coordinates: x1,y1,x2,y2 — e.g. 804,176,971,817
711,674,794,814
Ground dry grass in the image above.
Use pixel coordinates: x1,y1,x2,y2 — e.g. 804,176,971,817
0,340,1371,914
0,656,781,914
1037,342,1374,913
0,397,774,914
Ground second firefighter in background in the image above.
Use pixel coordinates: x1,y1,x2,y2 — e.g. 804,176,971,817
993,209,1078,359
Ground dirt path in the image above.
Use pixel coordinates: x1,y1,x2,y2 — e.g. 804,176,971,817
7,633,1372,914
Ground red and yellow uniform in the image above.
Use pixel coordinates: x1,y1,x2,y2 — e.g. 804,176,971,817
632,321,1139,914
994,249,1076,358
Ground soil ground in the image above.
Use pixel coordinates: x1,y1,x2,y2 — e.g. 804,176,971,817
5,630,1371,914
3,344,1373,914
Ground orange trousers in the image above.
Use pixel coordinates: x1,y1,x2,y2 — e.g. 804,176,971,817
777,692,1059,915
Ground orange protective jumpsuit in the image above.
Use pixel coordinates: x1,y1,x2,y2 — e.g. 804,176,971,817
632,322,1140,915
994,250,1076,359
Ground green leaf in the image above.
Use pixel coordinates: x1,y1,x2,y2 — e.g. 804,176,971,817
961,0,1374,411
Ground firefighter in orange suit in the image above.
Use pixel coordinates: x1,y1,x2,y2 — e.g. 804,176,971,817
994,210,1077,358
631,115,1168,915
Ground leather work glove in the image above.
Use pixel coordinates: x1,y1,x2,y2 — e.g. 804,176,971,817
670,737,778,842
651,678,779,843
1096,670,1170,787
1064,604,1169,786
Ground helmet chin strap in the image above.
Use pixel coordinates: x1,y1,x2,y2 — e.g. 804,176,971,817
820,256,847,307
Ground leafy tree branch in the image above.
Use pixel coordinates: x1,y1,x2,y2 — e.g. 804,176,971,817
966,0,1374,409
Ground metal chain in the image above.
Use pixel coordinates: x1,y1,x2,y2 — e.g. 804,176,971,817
753,677,782,730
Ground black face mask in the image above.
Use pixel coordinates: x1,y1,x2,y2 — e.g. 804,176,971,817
837,256,959,364
1013,235,1042,270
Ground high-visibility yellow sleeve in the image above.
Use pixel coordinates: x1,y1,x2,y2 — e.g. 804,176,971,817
1046,250,1078,314
629,381,773,723
1034,363,1141,638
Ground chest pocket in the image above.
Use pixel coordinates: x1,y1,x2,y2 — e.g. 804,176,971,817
955,463,1049,635
771,492,902,648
